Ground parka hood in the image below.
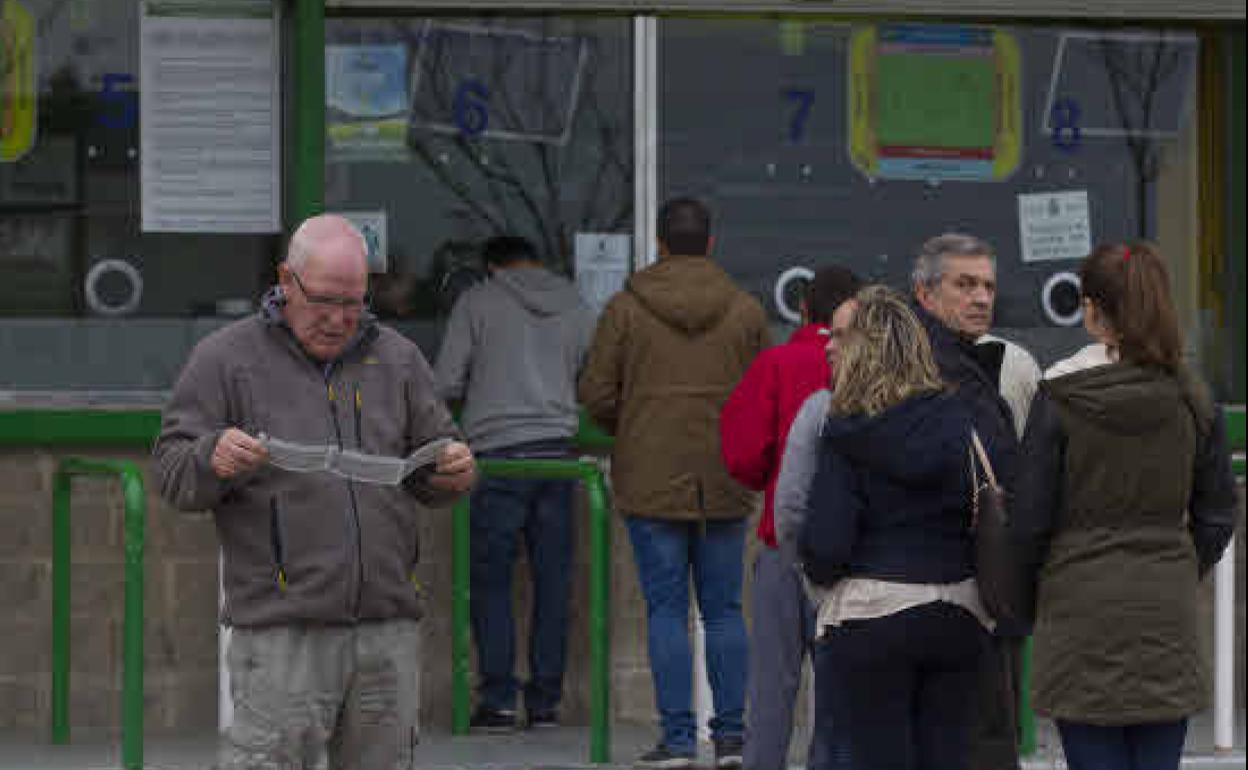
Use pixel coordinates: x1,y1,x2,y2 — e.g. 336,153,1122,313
822,390,969,486
258,285,379,363
1043,344,1213,436
626,256,743,335
490,266,585,317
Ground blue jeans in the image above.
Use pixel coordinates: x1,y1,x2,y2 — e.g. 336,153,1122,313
469,442,574,714
1056,719,1188,770
626,516,748,755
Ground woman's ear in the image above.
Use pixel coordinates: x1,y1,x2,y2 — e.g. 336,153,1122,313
1081,298,1118,346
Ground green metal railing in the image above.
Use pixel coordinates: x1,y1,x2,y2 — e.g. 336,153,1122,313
451,457,613,763
1020,637,1036,756
51,458,146,770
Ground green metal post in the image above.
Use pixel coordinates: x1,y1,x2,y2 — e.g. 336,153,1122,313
585,468,612,764
51,472,71,745
121,470,146,770
50,458,146,770
451,496,472,735
1020,636,1036,756
290,0,325,223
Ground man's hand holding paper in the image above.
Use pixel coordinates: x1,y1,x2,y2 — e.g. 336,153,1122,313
429,440,476,493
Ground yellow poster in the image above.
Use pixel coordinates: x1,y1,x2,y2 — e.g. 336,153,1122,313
848,24,1020,182
1,0,37,162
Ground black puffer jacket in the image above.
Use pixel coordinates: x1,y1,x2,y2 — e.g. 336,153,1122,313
912,303,1019,489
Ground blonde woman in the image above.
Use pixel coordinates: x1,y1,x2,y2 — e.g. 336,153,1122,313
799,286,994,770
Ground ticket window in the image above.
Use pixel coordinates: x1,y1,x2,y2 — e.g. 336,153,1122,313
1,0,279,393
323,15,635,354
657,18,1231,395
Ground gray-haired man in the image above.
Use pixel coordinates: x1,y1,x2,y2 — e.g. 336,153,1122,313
155,214,476,769
911,232,1040,770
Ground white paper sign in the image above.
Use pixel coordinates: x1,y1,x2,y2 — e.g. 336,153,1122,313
336,210,388,272
574,233,630,315
1017,190,1092,263
140,2,280,233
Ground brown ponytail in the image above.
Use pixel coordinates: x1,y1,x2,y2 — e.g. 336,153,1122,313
1078,241,1182,372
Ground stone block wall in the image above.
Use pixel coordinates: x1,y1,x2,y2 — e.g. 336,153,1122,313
0,447,1243,741
0,448,679,737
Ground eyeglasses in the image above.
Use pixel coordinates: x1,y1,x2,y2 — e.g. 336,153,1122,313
289,270,369,312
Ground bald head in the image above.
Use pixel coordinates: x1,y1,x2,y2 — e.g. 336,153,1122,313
286,214,368,275
279,215,371,361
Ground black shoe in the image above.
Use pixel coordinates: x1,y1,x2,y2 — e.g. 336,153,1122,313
713,736,744,769
634,745,695,769
469,706,517,734
526,709,559,729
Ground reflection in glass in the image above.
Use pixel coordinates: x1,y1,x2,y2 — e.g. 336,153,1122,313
326,16,633,343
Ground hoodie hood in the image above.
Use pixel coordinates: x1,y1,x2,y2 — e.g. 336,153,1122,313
626,256,742,335
1043,353,1208,437
491,266,585,317
258,285,378,363
823,391,969,486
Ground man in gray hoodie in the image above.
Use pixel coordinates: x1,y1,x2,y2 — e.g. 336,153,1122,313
435,235,595,731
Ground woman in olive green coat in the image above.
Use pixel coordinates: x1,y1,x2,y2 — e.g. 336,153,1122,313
1014,242,1238,770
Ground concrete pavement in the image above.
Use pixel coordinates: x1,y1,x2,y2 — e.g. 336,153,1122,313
1,711,1241,769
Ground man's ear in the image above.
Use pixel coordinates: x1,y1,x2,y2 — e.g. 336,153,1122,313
914,282,936,314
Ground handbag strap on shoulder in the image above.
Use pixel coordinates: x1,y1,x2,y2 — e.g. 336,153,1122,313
970,430,999,489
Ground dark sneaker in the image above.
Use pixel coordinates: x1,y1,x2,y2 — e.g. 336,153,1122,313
526,709,559,729
634,745,695,769
469,706,517,734
713,736,744,769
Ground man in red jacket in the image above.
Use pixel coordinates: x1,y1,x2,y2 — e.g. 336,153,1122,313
719,265,861,770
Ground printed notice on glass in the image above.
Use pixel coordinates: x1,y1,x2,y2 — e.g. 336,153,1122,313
1017,190,1092,263
140,1,280,233
574,233,630,315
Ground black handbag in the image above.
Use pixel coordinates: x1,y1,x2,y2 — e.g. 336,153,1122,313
970,431,1032,632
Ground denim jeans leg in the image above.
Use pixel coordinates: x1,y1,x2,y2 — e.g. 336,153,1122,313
692,518,748,743
469,477,528,712
1056,719,1187,770
523,478,575,714
627,517,697,755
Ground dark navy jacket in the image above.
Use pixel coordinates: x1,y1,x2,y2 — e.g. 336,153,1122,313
800,391,976,586
912,302,1019,488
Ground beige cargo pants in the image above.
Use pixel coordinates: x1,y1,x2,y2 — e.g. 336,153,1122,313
220,619,421,770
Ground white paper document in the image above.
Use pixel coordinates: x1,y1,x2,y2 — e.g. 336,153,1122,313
1017,190,1092,263
574,232,630,315
140,1,281,233
261,435,452,486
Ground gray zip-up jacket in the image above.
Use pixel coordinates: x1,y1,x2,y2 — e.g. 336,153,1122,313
154,290,465,628
774,388,830,565
434,266,594,452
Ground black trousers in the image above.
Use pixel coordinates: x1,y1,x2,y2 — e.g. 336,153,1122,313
969,634,1025,770
812,602,989,770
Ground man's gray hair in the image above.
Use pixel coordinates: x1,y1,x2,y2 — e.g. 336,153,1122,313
912,233,995,289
